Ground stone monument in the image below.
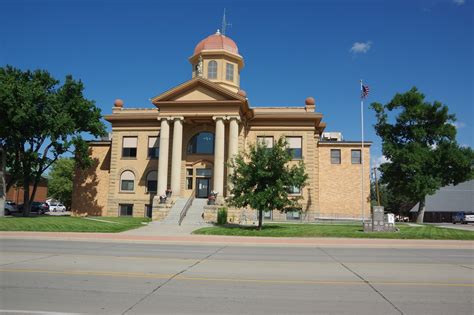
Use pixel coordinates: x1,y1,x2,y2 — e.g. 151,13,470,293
364,206,397,232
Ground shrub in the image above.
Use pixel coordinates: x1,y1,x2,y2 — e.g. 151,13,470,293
217,207,228,225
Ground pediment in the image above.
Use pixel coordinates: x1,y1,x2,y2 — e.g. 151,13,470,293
151,77,245,104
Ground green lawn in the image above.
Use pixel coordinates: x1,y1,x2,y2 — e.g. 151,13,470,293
0,216,150,233
193,223,474,240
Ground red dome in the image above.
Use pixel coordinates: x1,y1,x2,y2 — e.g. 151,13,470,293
194,32,239,55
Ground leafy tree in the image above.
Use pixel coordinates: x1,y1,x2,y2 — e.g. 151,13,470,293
228,137,308,230
371,87,474,223
48,158,75,209
370,180,416,215
0,66,106,216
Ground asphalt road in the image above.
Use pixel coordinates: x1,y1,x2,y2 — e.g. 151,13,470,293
0,239,472,315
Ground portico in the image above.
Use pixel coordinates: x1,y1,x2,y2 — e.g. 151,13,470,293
153,113,241,205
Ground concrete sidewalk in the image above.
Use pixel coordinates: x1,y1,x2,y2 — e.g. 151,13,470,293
0,231,472,249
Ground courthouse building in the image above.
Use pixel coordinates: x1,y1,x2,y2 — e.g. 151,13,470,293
71,30,371,222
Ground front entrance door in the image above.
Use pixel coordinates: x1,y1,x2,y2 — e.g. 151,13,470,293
196,178,210,198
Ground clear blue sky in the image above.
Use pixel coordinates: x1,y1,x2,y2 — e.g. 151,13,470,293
1,0,472,166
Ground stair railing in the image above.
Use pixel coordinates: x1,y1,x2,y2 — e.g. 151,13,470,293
178,190,195,226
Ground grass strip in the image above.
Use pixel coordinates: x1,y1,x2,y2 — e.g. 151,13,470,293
193,223,474,240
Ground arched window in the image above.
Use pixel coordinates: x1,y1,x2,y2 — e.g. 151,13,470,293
187,132,215,155
120,171,135,192
208,60,217,79
146,171,157,193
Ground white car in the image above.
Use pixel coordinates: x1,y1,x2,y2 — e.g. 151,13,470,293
49,203,66,212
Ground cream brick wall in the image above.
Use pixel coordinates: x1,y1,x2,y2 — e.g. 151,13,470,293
71,144,111,216
318,144,371,219
244,126,319,221
106,128,160,218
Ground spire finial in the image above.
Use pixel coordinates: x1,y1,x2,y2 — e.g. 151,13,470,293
221,8,231,36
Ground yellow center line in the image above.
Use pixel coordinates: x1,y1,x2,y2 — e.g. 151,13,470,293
1,268,472,287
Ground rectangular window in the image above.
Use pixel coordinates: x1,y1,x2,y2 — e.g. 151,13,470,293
122,136,137,158
226,63,234,81
331,149,341,164
186,168,193,190
148,136,159,158
286,210,301,220
288,186,301,195
121,180,134,191
119,204,133,216
196,168,212,177
186,177,193,190
351,149,361,164
263,210,272,220
257,136,274,149
286,136,302,159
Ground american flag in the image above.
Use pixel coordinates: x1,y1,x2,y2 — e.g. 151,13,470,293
361,85,370,99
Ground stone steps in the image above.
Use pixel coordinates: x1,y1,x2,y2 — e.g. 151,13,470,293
180,199,208,226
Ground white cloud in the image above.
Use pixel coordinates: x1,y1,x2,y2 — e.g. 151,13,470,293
372,155,390,168
461,144,472,148
450,121,466,129
453,0,465,5
350,41,372,54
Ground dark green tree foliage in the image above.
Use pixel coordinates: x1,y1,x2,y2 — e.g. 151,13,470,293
0,66,106,216
371,87,474,223
370,181,416,216
48,158,75,210
228,138,308,230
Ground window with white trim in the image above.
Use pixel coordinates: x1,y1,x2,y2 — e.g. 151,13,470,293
122,137,137,158
148,137,159,158
286,136,302,159
120,170,135,192
257,136,274,149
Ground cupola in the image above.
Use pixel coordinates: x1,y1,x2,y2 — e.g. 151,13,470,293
189,30,244,93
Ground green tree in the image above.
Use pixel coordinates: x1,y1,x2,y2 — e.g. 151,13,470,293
370,180,416,216
228,137,308,230
48,158,75,209
371,87,474,223
0,66,106,216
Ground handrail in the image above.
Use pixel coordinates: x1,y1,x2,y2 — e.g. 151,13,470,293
178,190,195,226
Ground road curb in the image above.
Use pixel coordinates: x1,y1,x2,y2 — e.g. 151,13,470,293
1,232,473,249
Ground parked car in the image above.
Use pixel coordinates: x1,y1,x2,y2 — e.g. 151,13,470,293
4,201,17,215
49,202,66,212
18,202,49,215
452,212,474,224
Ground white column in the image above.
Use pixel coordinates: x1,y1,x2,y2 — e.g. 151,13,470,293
227,116,240,179
157,117,170,196
170,117,184,196
213,116,225,199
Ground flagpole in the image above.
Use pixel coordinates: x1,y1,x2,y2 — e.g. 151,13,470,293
360,79,365,223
